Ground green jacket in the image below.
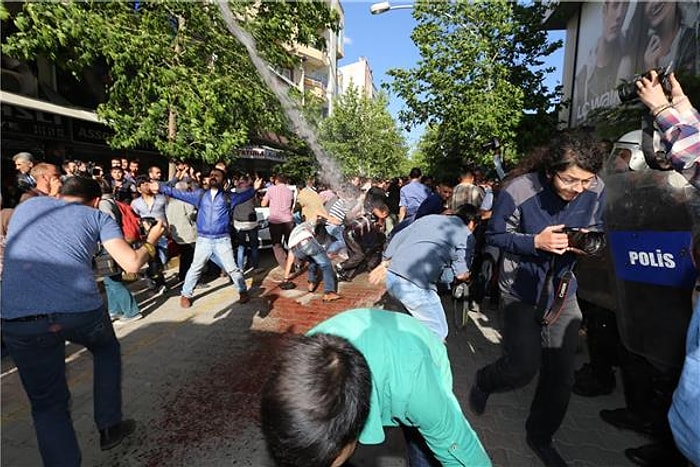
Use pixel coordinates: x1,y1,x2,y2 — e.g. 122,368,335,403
309,309,491,466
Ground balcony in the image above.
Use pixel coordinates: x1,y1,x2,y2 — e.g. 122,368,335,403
304,77,326,99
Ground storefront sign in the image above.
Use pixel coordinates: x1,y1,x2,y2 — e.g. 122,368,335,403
1,103,69,140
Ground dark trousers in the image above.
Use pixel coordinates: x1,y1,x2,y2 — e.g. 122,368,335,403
340,231,385,279
2,308,122,467
178,243,196,281
476,295,581,444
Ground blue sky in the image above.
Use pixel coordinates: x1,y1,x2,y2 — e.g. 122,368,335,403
338,1,566,149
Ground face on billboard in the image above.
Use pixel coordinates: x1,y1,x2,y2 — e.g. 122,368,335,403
572,1,699,126
602,2,629,43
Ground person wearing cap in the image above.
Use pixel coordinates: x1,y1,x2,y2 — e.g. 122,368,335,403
261,308,491,467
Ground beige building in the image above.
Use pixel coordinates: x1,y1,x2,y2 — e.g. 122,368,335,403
338,56,378,99
273,0,345,117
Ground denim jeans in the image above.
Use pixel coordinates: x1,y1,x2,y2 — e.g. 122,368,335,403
292,238,336,294
476,294,581,444
182,236,246,298
236,227,259,270
2,307,122,467
402,426,441,467
103,274,140,318
324,224,345,254
386,271,447,341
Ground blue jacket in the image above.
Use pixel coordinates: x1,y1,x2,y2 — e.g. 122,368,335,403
160,184,255,239
486,172,605,307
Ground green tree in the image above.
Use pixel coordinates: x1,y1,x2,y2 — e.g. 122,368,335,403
386,1,561,170
319,86,408,178
2,1,337,163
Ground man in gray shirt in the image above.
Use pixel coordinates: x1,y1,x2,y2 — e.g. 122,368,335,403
369,205,479,340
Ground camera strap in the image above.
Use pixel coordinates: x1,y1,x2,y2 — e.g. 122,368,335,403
535,257,576,326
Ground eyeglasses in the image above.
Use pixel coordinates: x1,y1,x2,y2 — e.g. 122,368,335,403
555,173,599,189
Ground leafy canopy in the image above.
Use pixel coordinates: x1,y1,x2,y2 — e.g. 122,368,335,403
319,86,408,178
386,1,562,171
3,1,337,163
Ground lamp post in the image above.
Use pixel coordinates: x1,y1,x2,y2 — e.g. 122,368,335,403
369,1,414,15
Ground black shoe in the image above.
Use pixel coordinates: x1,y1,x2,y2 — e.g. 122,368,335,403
99,419,136,451
468,380,489,416
526,437,568,467
600,408,654,436
624,442,688,467
572,364,615,397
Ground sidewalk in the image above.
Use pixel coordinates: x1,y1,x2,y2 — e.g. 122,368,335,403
1,252,647,466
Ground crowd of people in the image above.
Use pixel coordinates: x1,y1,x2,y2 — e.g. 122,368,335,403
1,71,699,467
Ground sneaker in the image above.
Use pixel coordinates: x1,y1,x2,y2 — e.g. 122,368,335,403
599,408,654,435
116,313,143,325
468,301,481,313
99,419,136,451
152,285,167,297
239,291,250,304
322,292,342,302
468,379,490,415
526,436,568,467
109,314,121,322
180,295,192,309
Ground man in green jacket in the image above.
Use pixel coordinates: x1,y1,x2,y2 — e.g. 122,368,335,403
261,308,491,466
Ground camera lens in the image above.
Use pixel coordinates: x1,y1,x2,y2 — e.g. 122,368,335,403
617,81,639,103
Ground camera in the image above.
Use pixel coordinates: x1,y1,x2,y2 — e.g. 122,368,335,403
140,217,157,236
563,227,606,256
617,65,672,103
481,137,501,152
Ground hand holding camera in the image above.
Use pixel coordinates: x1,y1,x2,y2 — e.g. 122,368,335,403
142,217,165,246
638,70,690,115
535,224,570,255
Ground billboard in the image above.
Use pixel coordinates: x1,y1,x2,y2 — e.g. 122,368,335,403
572,1,699,126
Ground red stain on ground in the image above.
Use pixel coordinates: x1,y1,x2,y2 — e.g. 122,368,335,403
137,271,387,465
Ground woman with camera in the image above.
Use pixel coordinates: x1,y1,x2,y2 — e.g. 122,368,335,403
468,131,606,467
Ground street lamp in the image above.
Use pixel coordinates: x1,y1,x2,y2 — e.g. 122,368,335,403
369,1,414,15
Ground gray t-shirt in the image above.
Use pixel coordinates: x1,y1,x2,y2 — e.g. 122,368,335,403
1,196,122,318
384,214,472,290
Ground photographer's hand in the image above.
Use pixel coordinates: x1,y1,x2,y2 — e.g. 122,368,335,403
667,73,692,114
534,224,569,255
145,220,165,245
637,69,669,112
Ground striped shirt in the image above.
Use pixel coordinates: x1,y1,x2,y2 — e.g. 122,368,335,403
655,105,700,189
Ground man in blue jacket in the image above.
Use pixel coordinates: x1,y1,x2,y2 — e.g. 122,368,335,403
151,169,261,308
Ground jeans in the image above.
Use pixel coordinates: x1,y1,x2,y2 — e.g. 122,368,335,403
292,238,336,294
403,426,441,467
386,271,447,341
476,294,581,444
2,307,122,467
236,227,259,270
182,236,246,298
103,274,140,318
324,224,345,254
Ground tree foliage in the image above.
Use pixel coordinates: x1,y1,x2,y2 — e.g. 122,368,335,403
386,1,562,170
319,86,408,178
2,1,337,163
